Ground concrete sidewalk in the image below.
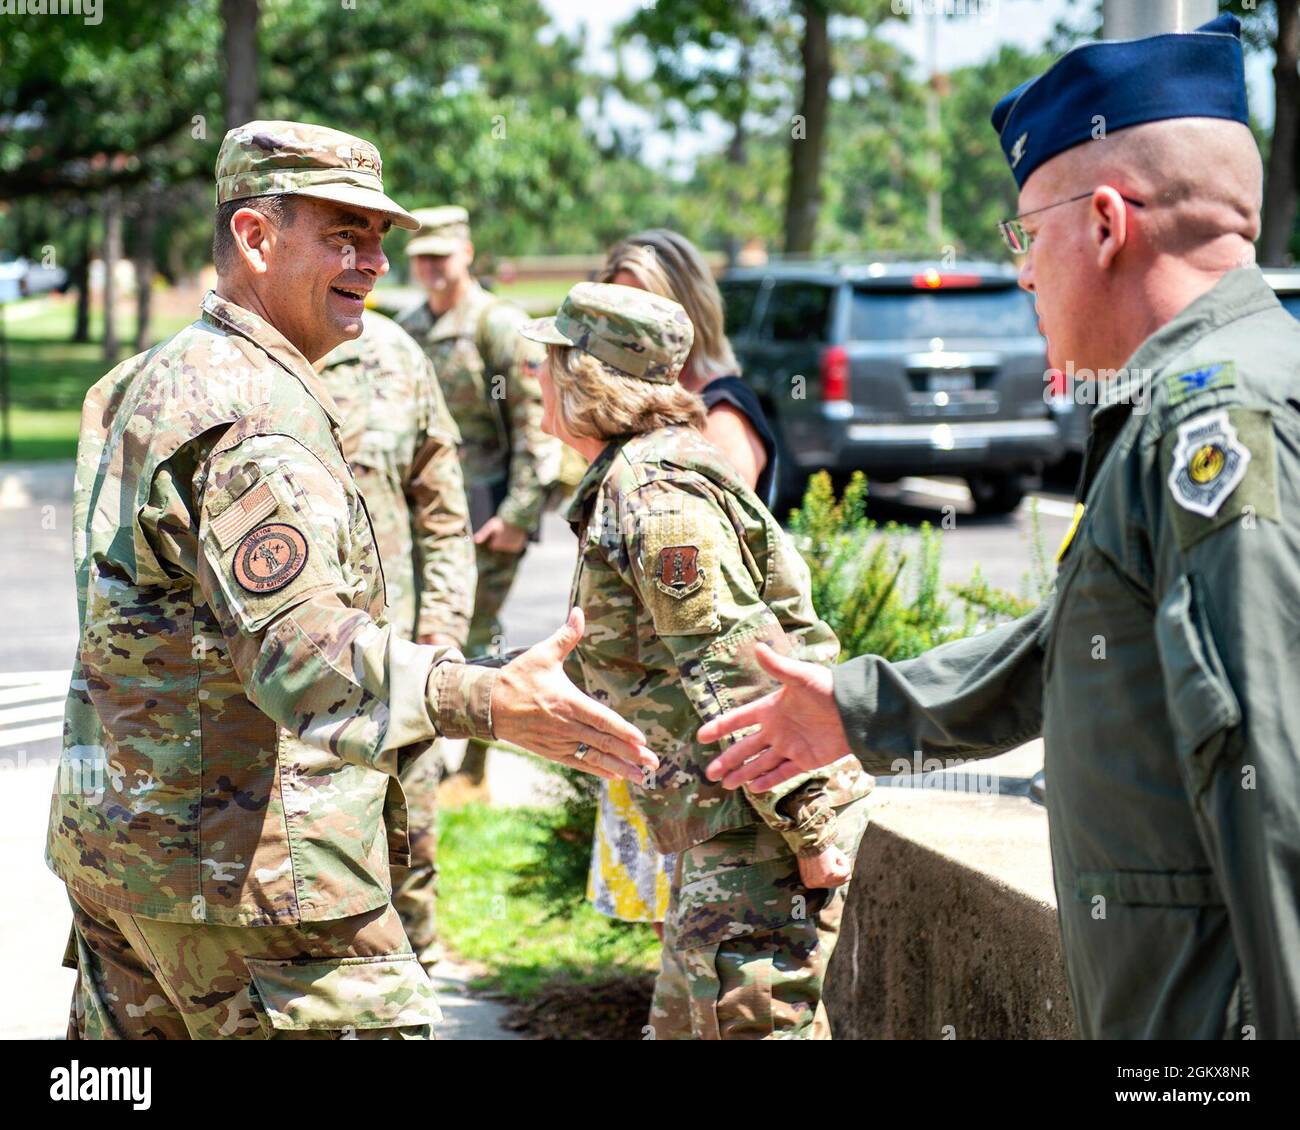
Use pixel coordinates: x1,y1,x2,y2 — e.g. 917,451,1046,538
0,758,521,1040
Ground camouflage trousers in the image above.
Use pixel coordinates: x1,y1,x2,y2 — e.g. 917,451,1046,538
391,741,447,961
63,889,440,1040
466,541,526,657
460,541,528,781
648,801,868,1040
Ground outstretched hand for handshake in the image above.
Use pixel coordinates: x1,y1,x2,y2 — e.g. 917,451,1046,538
492,607,659,784
699,643,852,792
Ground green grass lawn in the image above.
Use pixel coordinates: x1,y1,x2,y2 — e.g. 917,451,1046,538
492,277,581,314
437,802,659,999
0,297,193,462
0,283,574,462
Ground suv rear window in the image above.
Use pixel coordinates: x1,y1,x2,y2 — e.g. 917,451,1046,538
850,286,1037,341
763,282,833,342
719,280,762,337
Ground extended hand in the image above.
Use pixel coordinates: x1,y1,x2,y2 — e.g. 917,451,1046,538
492,607,659,783
698,644,851,791
797,844,852,889
474,515,529,554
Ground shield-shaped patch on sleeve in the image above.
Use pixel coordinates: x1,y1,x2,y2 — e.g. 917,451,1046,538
655,544,704,598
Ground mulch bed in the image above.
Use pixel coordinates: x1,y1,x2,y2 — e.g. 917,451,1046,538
500,974,656,1041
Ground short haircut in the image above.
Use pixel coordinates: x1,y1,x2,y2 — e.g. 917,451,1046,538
599,229,739,380
212,194,298,274
546,344,706,441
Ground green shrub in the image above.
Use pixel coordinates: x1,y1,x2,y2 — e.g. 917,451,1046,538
787,470,1046,661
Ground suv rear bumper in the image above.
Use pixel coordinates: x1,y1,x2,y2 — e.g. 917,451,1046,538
819,417,1064,476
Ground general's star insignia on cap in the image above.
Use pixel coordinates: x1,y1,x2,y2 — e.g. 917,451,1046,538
1167,409,1250,518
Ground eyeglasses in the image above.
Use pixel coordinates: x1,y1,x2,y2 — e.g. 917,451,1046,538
999,191,1146,254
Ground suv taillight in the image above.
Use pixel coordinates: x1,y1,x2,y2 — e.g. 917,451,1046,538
820,345,849,402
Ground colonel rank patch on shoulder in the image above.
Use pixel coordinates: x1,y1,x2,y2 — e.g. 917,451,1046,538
1162,406,1279,551
233,523,310,593
1163,361,1236,407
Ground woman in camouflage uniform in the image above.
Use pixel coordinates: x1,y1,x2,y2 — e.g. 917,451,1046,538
520,282,871,1039
587,231,783,938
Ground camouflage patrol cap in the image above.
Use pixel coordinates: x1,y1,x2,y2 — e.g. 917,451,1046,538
519,282,693,384
407,206,471,256
215,120,419,230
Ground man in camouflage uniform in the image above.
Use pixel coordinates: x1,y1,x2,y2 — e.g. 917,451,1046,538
316,311,473,966
398,207,562,781
521,283,873,1038
47,121,655,1040
703,16,1300,1039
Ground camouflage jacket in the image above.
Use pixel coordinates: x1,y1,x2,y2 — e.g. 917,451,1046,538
316,311,474,644
564,425,871,856
398,283,560,531
46,291,496,927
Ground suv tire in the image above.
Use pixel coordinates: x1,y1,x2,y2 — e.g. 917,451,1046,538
966,473,1024,516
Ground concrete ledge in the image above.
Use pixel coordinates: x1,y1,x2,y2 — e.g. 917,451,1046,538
825,747,1076,1039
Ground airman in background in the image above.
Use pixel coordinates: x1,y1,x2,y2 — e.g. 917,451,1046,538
399,206,563,785
316,309,474,966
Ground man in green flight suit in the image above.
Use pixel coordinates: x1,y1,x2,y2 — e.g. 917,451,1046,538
700,14,1300,1039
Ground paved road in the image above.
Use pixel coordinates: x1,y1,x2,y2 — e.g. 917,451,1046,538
0,458,1069,1037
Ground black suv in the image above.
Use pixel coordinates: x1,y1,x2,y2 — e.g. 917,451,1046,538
719,260,1062,513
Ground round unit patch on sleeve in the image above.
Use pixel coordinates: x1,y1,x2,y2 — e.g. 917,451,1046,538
1166,408,1250,518
233,523,310,594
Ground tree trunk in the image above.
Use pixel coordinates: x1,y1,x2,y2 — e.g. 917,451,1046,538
133,190,158,354
102,189,122,365
222,0,261,129
724,43,752,268
783,1,832,256
1261,0,1300,265
72,214,91,344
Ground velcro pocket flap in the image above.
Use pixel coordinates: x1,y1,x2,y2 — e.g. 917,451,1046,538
1154,573,1242,794
244,953,442,1031
636,505,721,637
201,468,337,635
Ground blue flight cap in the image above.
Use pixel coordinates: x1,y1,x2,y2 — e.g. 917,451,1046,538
991,13,1250,189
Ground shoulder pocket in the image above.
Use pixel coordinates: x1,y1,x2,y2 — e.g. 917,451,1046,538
1154,573,1242,796
244,953,441,1033
637,507,721,637
201,468,337,634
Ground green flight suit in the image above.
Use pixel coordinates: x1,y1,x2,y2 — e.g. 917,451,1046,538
832,268,1300,1039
